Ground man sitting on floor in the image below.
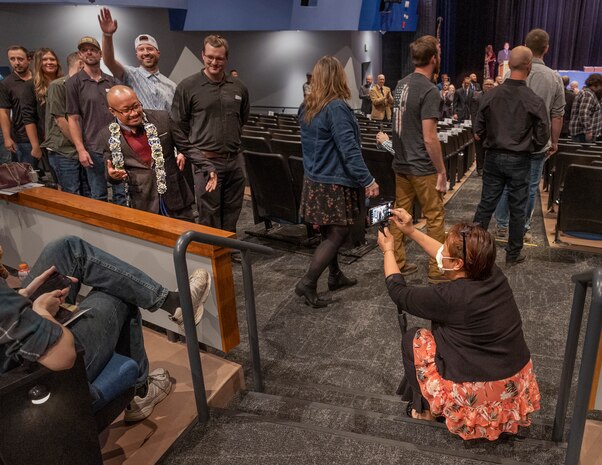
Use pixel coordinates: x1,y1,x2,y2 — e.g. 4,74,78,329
0,236,211,421
101,85,217,221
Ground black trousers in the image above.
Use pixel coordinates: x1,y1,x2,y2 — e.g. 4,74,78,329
475,138,485,172
473,151,530,259
401,327,431,413
194,154,245,233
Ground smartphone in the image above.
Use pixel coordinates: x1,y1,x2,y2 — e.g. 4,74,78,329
367,201,392,226
29,272,72,302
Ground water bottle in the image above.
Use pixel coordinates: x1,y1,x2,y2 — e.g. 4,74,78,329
18,263,30,284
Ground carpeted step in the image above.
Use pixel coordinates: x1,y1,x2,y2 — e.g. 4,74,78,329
159,409,549,465
261,379,558,441
234,391,566,465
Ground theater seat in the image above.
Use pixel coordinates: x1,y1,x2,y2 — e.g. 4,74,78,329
548,152,601,209
241,135,272,153
361,146,395,204
0,351,137,465
271,138,302,159
243,151,300,225
556,164,602,241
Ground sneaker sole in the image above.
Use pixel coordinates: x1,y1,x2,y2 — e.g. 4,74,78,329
191,271,212,325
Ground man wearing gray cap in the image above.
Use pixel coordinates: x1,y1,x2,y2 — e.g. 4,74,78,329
66,36,120,203
98,7,176,111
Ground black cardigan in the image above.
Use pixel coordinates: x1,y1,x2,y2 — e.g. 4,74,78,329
386,265,531,383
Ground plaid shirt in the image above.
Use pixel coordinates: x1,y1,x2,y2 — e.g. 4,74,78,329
569,87,601,137
0,280,63,373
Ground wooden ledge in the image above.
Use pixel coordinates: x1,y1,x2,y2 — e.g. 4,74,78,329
3,187,241,351
3,188,235,257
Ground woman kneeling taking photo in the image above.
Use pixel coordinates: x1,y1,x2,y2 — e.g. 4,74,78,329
378,208,540,441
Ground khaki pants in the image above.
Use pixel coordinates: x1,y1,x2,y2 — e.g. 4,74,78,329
390,173,446,277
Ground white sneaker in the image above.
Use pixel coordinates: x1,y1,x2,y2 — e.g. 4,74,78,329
124,368,172,422
169,268,211,329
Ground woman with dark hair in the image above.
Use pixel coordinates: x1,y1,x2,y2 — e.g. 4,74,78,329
295,56,379,307
484,44,496,80
378,208,540,441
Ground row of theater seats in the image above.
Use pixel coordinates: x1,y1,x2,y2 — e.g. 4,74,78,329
241,113,475,235
546,141,602,241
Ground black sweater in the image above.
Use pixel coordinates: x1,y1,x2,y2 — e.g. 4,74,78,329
386,265,531,383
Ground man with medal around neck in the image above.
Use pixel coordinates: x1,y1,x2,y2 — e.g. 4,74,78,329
100,85,217,221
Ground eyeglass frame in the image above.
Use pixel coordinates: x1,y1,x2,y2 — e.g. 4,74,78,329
110,102,142,116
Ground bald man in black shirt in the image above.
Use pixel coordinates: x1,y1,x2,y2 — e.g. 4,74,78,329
473,46,549,265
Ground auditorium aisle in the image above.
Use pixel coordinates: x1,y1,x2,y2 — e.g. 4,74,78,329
159,172,602,465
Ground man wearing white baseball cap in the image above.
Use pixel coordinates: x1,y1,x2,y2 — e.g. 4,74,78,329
98,7,176,112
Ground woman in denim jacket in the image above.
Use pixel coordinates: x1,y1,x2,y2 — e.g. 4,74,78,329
295,56,379,308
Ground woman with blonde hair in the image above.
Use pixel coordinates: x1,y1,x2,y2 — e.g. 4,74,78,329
33,48,63,127
295,56,379,307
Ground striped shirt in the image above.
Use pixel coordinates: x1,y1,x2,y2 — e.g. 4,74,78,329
122,65,176,112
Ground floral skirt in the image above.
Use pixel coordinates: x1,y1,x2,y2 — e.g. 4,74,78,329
300,178,360,226
413,329,541,441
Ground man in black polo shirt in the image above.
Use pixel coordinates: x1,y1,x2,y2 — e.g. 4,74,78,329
0,46,41,166
171,34,249,232
473,46,549,265
66,36,119,203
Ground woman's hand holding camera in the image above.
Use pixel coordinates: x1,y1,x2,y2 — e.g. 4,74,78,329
377,224,395,254
389,208,415,235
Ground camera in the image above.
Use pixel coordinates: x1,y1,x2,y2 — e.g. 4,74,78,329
367,201,392,226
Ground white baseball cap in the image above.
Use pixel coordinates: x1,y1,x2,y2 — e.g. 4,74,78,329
134,34,159,51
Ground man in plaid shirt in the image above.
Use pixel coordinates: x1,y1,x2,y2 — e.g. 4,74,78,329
569,73,602,142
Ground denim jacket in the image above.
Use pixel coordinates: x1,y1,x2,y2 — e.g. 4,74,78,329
299,100,374,188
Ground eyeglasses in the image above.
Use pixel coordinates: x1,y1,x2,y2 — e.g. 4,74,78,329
204,55,225,63
111,102,142,116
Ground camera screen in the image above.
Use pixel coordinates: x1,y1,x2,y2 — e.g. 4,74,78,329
367,202,392,226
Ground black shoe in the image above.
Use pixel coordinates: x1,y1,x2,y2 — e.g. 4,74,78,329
506,253,526,265
295,281,330,308
405,401,414,418
327,271,358,291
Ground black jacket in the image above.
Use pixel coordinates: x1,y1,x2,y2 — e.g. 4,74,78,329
101,109,207,219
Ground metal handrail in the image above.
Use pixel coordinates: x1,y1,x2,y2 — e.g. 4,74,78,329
173,230,274,423
551,268,602,465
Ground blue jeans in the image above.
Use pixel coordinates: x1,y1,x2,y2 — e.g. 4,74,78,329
111,182,128,206
494,153,546,231
48,151,83,195
474,151,530,259
15,142,37,166
24,236,169,387
83,151,108,201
